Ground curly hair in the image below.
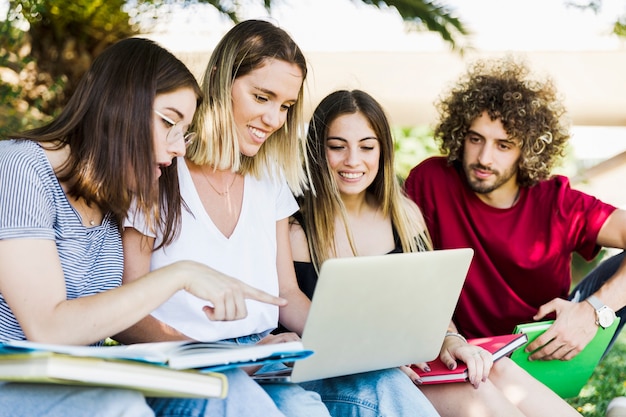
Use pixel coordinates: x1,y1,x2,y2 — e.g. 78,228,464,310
435,56,570,186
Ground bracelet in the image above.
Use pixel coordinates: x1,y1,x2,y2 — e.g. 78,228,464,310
445,331,468,344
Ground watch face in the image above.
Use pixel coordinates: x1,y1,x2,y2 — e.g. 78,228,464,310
598,307,616,328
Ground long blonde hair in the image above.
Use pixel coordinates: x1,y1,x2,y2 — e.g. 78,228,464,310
299,90,432,271
187,19,308,195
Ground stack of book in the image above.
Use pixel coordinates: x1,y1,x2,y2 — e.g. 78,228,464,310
0,339,312,398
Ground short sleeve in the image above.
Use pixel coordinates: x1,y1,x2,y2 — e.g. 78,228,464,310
275,175,299,221
0,141,57,240
123,200,157,238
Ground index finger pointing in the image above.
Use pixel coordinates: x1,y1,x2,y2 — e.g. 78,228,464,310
242,285,288,307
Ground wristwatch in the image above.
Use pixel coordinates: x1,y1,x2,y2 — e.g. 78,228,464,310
585,295,616,329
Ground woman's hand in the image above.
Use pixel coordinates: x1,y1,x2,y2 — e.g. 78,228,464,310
400,363,429,385
256,332,301,345
167,260,288,321
241,332,302,375
440,333,493,388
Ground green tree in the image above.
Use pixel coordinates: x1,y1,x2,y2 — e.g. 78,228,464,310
1,0,137,136
0,0,468,137
393,125,438,180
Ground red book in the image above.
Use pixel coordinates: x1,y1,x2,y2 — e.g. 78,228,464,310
411,333,528,384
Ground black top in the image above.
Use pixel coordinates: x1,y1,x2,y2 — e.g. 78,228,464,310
291,210,403,300
275,211,409,334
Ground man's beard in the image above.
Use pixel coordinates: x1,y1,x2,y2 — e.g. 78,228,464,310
463,162,518,194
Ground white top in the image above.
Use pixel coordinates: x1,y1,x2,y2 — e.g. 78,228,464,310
127,157,298,341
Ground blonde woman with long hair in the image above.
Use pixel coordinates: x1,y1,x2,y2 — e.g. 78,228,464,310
118,21,440,417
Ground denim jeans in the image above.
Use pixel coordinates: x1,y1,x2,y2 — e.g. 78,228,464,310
148,368,286,417
0,368,286,417
300,367,441,417
231,332,440,417
0,382,154,417
569,250,626,357
224,332,331,417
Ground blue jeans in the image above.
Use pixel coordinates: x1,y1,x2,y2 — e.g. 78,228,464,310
231,333,440,417
300,367,441,417
148,368,285,417
0,368,285,417
569,250,626,357
0,382,154,417
224,332,331,417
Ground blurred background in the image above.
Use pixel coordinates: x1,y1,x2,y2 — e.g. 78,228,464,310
2,1,626,194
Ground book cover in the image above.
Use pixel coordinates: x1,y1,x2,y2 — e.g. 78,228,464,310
1,339,312,370
411,333,528,384
510,318,620,398
0,351,227,398
0,340,313,396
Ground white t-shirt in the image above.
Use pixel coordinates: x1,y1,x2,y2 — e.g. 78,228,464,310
127,157,298,341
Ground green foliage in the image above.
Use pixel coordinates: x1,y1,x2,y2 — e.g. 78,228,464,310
614,16,626,37
0,17,58,138
393,125,439,179
0,0,137,138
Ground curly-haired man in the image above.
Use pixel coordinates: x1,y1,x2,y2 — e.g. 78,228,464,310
405,55,626,361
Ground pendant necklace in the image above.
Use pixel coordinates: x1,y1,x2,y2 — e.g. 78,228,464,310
77,198,96,226
202,169,237,197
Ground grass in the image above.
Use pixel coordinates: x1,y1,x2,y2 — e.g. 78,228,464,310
566,330,626,416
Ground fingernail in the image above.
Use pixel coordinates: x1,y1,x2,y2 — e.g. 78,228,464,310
413,377,423,385
424,365,431,372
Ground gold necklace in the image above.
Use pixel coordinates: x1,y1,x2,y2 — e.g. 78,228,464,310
76,197,97,226
201,169,237,197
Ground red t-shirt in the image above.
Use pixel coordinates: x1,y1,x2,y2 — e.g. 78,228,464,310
405,156,617,338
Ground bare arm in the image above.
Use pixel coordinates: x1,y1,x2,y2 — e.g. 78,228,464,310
591,208,626,311
288,219,311,263
0,234,286,346
276,218,311,335
529,208,626,359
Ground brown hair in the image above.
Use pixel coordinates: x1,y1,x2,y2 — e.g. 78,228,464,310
12,37,202,246
435,55,570,186
300,90,431,270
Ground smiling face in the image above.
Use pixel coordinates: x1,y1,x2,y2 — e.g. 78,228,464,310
325,112,381,198
231,58,303,157
152,88,197,178
462,111,522,206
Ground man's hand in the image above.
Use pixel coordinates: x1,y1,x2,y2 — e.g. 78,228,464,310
527,298,597,360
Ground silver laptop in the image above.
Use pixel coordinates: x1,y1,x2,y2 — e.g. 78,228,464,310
253,248,473,383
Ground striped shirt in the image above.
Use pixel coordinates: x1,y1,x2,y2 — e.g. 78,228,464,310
0,140,122,343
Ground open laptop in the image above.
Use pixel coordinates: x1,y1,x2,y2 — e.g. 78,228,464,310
253,248,473,383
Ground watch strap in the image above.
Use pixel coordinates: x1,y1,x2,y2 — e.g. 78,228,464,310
585,295,605,311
